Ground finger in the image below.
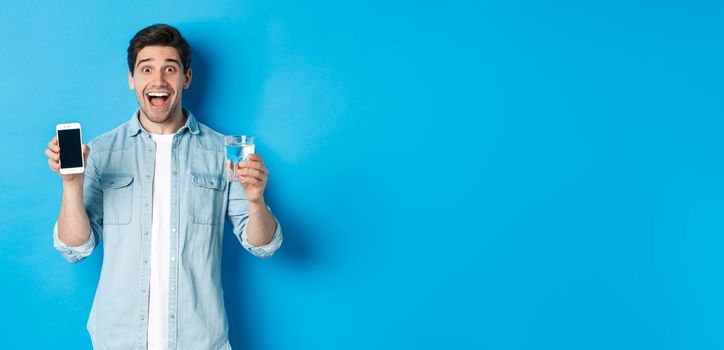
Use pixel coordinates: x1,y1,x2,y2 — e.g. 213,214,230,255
238,157,262,166
237,160,266,171
239,170,267,184
48,137,60,152
48,158,60,173
243,155,264,167
244,167,269,179
239,168,265,179
45,148,59,161
82,144,90,162
239,168,265,180
247,154,263,163
239,176,262,186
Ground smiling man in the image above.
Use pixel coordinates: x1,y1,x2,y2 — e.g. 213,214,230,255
44,24,283,349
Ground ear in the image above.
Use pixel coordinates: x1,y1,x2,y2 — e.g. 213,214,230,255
128,70,135,90
183,68,192,89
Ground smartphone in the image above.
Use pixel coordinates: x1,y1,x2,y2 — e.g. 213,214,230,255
56,123,85,175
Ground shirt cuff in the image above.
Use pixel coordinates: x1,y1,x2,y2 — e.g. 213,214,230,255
240,210,283,259
53,221,96,263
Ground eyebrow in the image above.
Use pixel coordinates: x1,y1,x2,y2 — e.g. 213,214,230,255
136,58,181,68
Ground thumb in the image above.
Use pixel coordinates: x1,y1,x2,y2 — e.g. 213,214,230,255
82,144,90,163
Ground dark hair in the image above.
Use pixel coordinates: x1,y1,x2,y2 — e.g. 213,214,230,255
127,24,191,75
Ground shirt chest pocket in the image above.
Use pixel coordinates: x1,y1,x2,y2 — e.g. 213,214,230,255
99,173,134,225
190,172,226,225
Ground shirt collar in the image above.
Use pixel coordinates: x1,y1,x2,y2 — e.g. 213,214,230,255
127,108,200,137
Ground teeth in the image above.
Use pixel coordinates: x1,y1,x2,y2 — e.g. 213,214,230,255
147,92,170,97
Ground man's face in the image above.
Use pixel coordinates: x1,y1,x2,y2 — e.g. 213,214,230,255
128,45,192,125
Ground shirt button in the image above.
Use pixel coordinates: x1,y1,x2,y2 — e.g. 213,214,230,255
172,228,176,233
144,202,148,207
170,314,175,319
172,171,177,176
171,286,176,291
141,316,145,320
141,289,146,293
144,231,148,236
144,260,148,264
146,175,150,179
171,257,176,261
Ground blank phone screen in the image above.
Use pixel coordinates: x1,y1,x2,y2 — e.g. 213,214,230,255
58,129,83,168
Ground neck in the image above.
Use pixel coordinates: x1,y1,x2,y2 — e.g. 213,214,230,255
138,108,187,135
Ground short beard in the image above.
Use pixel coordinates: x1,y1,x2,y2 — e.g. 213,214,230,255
139,98,180,125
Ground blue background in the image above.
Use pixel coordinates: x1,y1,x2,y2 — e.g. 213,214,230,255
1,0,722,349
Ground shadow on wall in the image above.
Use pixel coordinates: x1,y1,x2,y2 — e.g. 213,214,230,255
182,24,316,350
179,19,262,130
220,158,317,350
183,43,208,121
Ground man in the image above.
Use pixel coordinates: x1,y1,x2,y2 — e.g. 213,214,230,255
44,24,282,349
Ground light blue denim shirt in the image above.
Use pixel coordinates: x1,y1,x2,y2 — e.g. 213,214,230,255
52,109,282,350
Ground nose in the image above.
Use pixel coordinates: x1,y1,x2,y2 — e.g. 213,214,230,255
147,68,174,87
151,69,166,84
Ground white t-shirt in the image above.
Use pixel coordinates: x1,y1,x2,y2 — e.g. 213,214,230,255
147,133,174,350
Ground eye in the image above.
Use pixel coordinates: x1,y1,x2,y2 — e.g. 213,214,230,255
142,67,151,73
165,66,176,73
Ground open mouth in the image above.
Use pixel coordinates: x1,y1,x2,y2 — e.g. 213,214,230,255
146,90,171,109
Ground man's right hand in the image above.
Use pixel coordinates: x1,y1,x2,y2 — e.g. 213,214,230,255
45,136,90,184
48,136,93,249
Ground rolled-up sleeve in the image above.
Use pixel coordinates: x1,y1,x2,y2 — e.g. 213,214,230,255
240,215,283,259
53,221,96,263
227,181,283,259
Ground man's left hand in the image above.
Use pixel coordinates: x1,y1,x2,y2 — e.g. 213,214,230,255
235,154,269,203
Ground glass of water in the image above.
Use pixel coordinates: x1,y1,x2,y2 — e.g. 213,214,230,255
224,135,255,182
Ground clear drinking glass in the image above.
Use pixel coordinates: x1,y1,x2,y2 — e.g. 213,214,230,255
224,135,255,182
